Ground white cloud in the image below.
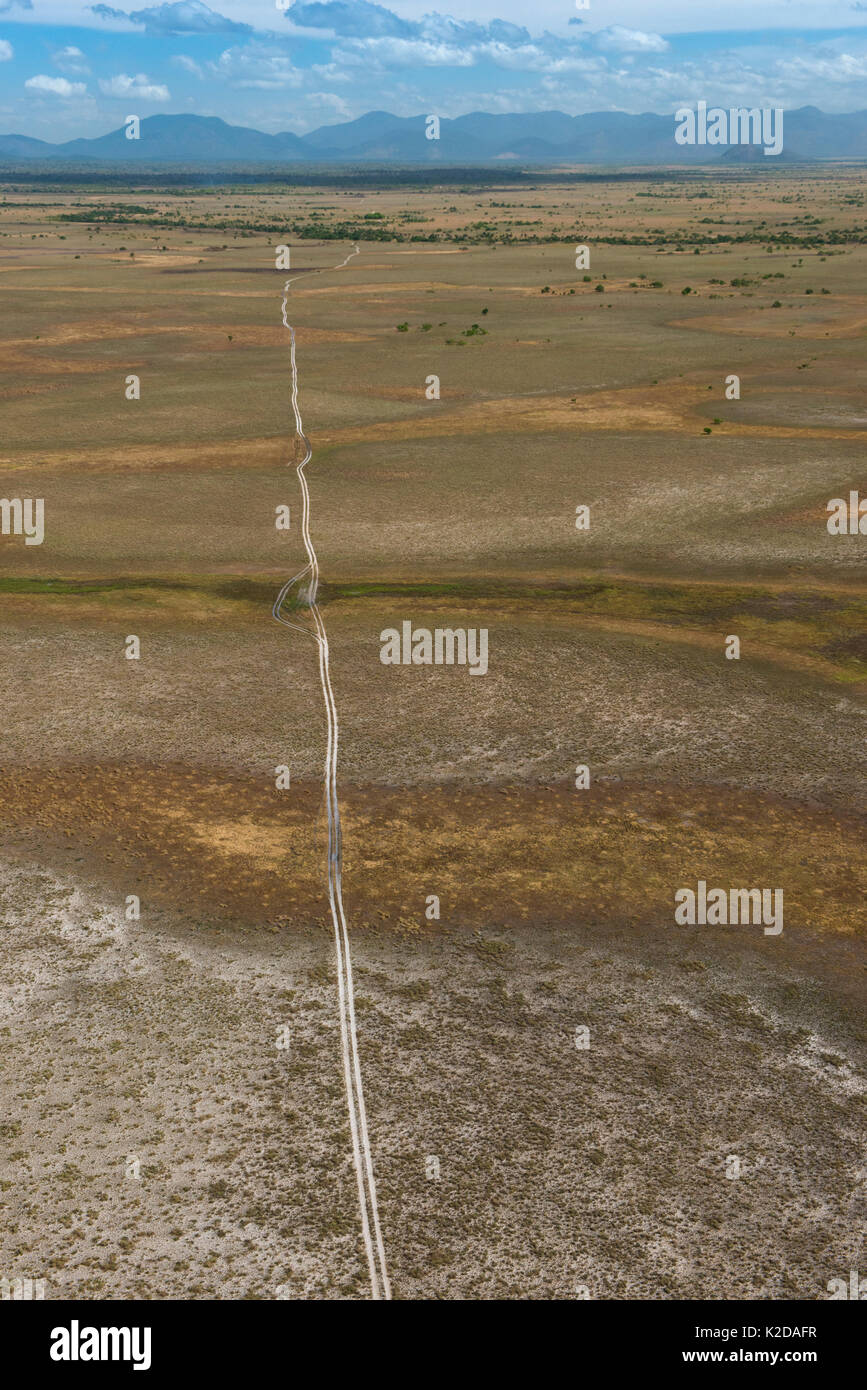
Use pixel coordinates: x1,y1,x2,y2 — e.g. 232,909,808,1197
310,61,351,82
95,2,253,37
594,27,669,54
25,74,87,96
772,49,867,82
306,90,351,116
210,43,302,87
172,53,203,76
334,33,608,75
99,71,171,99
476,41,604,74
0,38,12,60
337,37,477,68
53,44,91,74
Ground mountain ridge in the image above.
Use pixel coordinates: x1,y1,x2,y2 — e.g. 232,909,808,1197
1,108,865,164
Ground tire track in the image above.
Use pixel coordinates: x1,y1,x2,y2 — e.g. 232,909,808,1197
272,246,392,1302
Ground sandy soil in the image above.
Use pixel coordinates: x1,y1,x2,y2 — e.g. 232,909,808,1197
0,172,864,1300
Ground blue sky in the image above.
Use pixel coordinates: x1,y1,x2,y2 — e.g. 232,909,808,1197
2,0,867,138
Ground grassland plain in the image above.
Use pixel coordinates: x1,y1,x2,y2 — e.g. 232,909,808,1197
0,169,864,1300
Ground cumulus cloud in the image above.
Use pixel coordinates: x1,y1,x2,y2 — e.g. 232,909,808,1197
773,48,867,82
332,29,596,75
65,2,867,124
25,74,87,97
305,90,351,117
53,46,91,75
287,1,416,39
92,1,251,34
0,0,32,13
423,16,532,47
99,71,171,100
172,54,204,76
0,39,12,61
593,26,669,54
210,44,302,89
285,4,661,77
310,61,352,82
286,2,534,47
337,36,475,67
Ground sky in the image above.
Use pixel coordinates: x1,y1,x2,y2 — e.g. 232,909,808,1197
1,0,867,139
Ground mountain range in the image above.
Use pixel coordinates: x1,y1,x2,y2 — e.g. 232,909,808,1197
1,108,865,165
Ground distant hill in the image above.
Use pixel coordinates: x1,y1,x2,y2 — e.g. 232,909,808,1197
0,107,864,165
0,133,59,159
55,114,309,162
719,144,800,163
